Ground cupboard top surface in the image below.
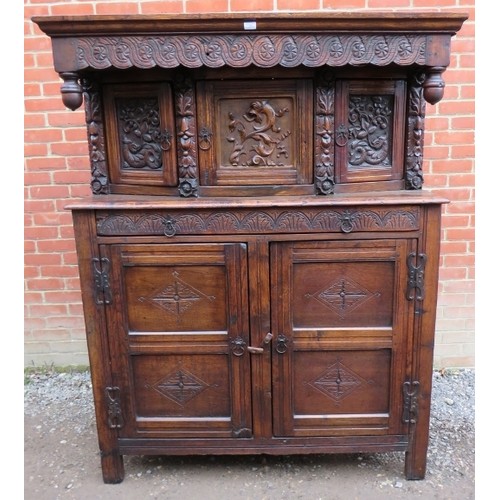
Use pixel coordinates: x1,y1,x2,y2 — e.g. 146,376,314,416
33,11,468,35
66,191,448,211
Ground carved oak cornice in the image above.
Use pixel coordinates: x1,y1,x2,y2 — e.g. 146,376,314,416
33,12,468,110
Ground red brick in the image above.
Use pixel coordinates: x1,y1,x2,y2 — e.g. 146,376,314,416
231,0,274,11
445,227,475,241
25,128,63,144
186,0,229,12
25,226,59,240
431,159,473,174
25,97,67,112
25,199,56,213
50,142,89,156
277,0,320,9
448,174,475,188
64,128,88,142
50,3,95,16
48,112,87,127
29,185,70,199
323,0,365,7
36,239,77,253
44,291,85,304
141,2,184,14
26,156,67,171
95,3,141,15
439,267,468,280
437,99,475,116
433,131,475,146
26,277,67,291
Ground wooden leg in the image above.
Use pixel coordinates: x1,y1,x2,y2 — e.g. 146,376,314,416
101,449,125,484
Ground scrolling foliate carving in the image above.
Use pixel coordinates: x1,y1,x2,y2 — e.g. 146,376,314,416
315,73,335,194
74,34,426,70
174,75,199,197
82,79,109,194
348,95,393,169
405,73,426,189
116,97,168,170
227,100,291,166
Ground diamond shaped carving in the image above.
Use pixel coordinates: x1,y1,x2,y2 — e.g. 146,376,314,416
309,360,367,404
151,369,208,406
306,277,379,318
139,270,215,319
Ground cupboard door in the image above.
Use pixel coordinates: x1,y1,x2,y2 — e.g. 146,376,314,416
104,243,252,438
104,83,177,187
197,79,313,187
271,239,412,437
335,79,406,184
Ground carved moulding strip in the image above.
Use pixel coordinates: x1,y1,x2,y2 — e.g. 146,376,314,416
174,75,199,197
74,34,426,70
83,79,109,194
315,72,335,195
405,73,426,190
96,206,420,236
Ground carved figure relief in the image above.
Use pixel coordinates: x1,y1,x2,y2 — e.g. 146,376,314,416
226,100,292,166
116,97,168,170
348,95,393,169
138,270,215,320
308,360,368,404
306,277,380,318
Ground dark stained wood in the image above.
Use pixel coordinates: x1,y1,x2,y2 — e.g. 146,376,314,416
33,11,467,483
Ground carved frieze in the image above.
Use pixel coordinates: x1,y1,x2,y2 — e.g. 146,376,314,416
96,206,420,236
74,34,427,70
83,79,109,194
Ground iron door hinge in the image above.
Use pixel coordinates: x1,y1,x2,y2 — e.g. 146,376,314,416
92,257,112,305
406,252,427,312
105,386,124,429
402,380,420,425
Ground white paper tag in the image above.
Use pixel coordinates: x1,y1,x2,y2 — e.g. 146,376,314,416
243,20,257,30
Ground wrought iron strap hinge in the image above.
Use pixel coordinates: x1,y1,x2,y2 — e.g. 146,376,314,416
105,386,124,429
402,380,420,425
92,257,112,305
406,252,427,303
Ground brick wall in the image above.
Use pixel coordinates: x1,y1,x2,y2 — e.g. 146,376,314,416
24,0,475,368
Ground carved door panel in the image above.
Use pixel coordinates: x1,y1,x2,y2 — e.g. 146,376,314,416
197,79,313,187
103,83,177,188
103,242,252,438
335,79,406,184
271,239,413,437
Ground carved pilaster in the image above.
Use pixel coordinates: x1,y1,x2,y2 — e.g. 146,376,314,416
83,79,109,194
405,73,426,190
314,72,335,195
174,74,199,197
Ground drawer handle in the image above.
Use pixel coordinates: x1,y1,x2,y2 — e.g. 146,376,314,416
163,216,177,237
335,124,348,147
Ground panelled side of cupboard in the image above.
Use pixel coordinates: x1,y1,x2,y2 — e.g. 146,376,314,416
33,11,467,483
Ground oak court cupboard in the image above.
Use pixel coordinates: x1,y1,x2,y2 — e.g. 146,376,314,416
33,10,468,483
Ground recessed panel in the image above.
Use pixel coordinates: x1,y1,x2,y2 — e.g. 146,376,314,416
292,261,395,328
124,265,227,332
293,350,391,415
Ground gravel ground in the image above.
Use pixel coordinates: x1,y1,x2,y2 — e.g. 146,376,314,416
24,368,475,499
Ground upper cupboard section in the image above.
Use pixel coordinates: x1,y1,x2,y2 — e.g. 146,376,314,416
96,69,418,197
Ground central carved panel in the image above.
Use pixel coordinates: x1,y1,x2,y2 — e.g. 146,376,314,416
309,360,368,404
225,99,292,167
138,270,215,319
306,277,380,318
150,369,208,406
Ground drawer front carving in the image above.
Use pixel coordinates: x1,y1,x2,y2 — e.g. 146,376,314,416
96,206,420,236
